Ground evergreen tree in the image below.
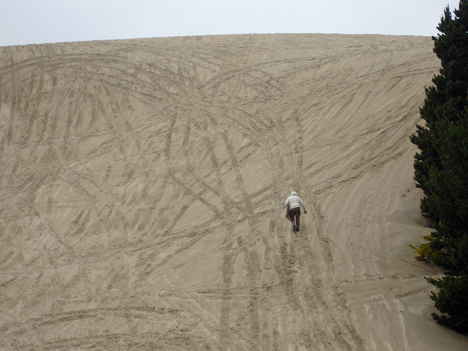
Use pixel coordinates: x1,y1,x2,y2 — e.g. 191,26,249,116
410,0,468,332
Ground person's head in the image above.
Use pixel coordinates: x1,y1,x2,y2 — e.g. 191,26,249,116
291,191,297,196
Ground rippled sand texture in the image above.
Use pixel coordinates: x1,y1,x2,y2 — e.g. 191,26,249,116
1,34,467,350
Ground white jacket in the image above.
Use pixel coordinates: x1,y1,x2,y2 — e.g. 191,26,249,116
285,191,306,211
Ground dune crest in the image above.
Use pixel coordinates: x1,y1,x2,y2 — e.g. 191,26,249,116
1,34,467,350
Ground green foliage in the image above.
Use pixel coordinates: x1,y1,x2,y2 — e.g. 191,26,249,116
427,275,468,333
410,0,468,333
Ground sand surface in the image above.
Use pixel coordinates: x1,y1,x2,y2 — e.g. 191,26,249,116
1,34,468,350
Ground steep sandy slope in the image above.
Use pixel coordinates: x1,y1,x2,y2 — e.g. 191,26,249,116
1,34,467,350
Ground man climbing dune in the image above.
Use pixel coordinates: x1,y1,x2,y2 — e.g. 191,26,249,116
285,191,307,232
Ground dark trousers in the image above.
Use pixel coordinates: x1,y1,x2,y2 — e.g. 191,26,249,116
289,207,301,228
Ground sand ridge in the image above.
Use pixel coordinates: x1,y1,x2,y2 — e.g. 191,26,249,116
1,34,467,350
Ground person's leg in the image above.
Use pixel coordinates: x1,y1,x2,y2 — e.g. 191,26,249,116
289,208,297,230
296,210,301,230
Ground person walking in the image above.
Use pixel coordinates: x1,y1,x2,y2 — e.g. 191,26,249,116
285,191,307,232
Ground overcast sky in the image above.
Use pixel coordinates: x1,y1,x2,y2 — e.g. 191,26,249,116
0,0,462,46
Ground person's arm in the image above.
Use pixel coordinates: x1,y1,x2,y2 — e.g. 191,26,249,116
299,198,307,213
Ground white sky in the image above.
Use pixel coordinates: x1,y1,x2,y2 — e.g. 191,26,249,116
0,0,461,46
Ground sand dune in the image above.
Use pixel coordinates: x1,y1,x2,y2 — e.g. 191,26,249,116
1,34,467,350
